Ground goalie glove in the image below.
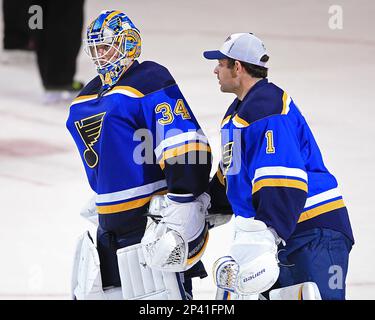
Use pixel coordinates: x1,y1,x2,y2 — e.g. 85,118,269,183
213,216,281,295
141,193,210,272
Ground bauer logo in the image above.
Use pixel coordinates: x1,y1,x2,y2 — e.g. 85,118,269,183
243,268,266,283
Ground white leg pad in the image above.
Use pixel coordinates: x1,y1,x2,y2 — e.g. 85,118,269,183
216,282,322,300
71,231,105,299
117,243,184,300
269,282,322,300
71,231,123,300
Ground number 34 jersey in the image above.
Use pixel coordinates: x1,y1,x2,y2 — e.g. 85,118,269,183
66,60,212,234
213,78,353,243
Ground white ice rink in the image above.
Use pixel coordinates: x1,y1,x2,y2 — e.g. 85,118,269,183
0,0,374,299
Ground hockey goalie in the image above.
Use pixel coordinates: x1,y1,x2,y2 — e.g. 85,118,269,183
67,9,215,300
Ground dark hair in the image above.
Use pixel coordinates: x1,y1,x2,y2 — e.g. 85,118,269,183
227,55,269,78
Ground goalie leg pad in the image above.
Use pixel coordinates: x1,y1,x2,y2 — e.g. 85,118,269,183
215,282,321,300
269,282,322,300
117,243,186,300
71,231,123,300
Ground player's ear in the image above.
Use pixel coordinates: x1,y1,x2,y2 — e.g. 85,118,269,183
234,60,244,74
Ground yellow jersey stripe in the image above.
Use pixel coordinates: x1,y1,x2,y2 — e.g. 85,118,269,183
159,142,211,169
111,85,144,97
252,178,308,194
70,94,98,106
221,115,231,127
71,86,144,107
298,199,345,223
233,114,250,127
187,232,209,265
217,167,225,186
97,190,167,214
74,94,97,101
281,92,288,115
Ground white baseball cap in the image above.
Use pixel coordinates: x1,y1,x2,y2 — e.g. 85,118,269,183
203,33,268,67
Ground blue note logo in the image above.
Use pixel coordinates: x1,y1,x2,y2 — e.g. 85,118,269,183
75,112,106,168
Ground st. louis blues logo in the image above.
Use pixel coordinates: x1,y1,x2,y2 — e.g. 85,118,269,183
222,142,234,175
74,112,106,168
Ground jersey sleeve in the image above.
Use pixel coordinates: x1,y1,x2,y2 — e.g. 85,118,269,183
207,164,233,214
245,115,308,241
142,84,212,197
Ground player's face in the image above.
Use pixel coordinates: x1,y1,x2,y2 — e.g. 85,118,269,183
92,43,120,66
214,59,239,93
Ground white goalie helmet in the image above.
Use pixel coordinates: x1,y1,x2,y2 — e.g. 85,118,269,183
83,10,141,90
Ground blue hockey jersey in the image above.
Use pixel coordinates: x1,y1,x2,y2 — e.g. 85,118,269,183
66,60,212,235
210,78,353,243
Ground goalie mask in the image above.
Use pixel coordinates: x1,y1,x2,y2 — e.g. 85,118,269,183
84,10,141,91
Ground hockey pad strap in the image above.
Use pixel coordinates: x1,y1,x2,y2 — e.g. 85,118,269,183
117,243,185,300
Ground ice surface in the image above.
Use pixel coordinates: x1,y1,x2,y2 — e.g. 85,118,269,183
0,0,374,299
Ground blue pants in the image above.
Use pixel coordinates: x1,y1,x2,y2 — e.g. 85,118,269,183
276,228,353,300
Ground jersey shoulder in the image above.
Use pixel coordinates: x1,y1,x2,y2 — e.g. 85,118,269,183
115,60,176,96
236,80,288,127
76,76,102,97
71,61,178,105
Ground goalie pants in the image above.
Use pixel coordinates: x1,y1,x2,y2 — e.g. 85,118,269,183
97,225,207,298
275,228,353,300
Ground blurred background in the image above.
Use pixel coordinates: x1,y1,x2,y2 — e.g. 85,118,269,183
0,0,374,299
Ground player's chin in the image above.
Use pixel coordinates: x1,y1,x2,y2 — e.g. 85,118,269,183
219,84,230,93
